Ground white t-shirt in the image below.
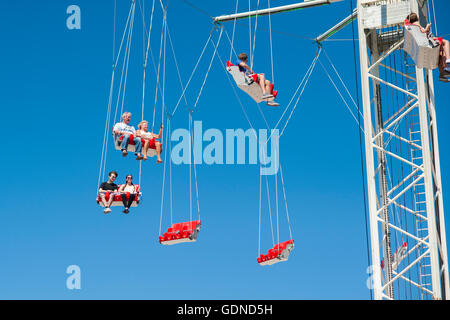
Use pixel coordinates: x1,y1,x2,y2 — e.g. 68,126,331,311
138,130,154,140
113,122,136,135
123,184,136,193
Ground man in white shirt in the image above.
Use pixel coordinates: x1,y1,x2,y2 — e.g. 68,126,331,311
113,112,143,160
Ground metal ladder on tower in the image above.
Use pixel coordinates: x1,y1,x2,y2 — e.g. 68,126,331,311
405,51,432,299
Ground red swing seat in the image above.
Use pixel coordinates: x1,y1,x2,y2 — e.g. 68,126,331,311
226,61,278,103
381,241,408,271
159,220,201,245
114,132,162,158
257,239,295,266
403,19,441,70
96,184,142,207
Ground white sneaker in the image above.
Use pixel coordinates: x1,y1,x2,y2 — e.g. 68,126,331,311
104,207,112,214
439,70,450,82
266,101,280,107
261,93,274,100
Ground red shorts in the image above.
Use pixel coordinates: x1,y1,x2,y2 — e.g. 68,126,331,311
146,138,156,149
434,37,443,46
250,74,278,98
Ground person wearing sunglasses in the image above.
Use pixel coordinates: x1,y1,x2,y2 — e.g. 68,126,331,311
118,175,137,214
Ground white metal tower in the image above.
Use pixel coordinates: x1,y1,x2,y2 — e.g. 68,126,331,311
357,0,449,300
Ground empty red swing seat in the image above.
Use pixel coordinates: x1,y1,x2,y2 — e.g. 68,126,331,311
257,239,294,266
381,241,408,271
159,220,201,245
96,185,142,208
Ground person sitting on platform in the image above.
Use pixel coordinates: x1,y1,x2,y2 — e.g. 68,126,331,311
98,171,119,214
113,112,144,160
407,12,450,82
236,53,280,106
118,174,138,214
136,120,164,163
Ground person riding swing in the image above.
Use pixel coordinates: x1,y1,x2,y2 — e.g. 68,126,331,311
236,53,280,107
406,12,450,82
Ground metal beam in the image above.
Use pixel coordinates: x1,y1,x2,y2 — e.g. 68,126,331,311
416,65,443,299
356,0,384,301
315,8,357,43
425,68,450,299
214,0,343,23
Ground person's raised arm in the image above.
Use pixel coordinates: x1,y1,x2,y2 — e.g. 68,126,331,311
413,21,431,34
155,125,164,139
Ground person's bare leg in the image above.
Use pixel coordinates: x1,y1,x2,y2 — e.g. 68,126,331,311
442,40,450,61
156,142,163,163
265,80,272,94
258,73,267,94
107,194,114,208
266,81,275,102
143,140,149,161
438,46,445,71
100,194,108,207
442,41,450,76
264,80,279,106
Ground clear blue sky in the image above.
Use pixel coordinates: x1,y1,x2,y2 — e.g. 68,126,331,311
1,0,449,300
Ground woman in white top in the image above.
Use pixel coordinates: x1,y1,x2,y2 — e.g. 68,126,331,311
118,175,137,214
136,120,164,163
